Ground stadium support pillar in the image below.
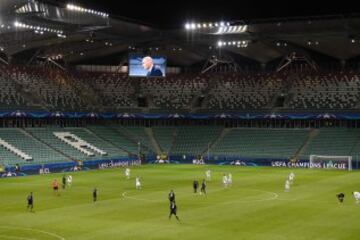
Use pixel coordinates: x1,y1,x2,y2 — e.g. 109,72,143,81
276,52,318,72
201,54,239,74
27,49,41,65
0,56,9,65
47,58,66,71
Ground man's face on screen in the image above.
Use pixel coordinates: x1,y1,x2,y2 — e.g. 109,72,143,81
142,57,153,70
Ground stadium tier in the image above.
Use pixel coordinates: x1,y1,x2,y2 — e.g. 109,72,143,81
152,127,176,153
300,129,360,159
25,127,128,162
1,65,360,111
0,128,71,165
170,126,223,156
2,126,360,166
287,71,360,109
211,128,309,159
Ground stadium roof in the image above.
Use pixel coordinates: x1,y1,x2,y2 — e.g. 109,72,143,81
1,0,360,66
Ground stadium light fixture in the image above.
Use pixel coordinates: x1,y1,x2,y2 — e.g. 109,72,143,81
185,21,237,31
57,33,67,38
14,21,63,35
66,4,109,18
217,40,249,48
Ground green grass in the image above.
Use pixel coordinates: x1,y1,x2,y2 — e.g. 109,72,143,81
1,165,360,240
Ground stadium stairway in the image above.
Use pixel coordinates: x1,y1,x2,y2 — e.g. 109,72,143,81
144,128,162,154
293,129,319,160
206,128,230,154
168,128,178,154
21,128,75,162
109,126,155,154
300,129,360,159
153,127,176,154
84,127,133,156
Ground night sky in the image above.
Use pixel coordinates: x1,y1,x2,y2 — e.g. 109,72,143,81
56,0,358,28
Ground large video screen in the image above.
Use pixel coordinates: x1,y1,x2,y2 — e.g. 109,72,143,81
129,55,166,77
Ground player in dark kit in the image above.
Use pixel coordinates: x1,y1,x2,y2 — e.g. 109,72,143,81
193,180,199,193
337,192,345,203
169,201,180,221
168,190,175,202
27,192,33,211
62,175,66,189
93,188,97,202
200,179,207,195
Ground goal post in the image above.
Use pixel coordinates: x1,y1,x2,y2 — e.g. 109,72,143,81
309,155,352,171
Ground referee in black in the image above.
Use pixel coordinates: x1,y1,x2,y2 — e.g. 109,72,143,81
93,188,97,202
27,192,34,212
193,180,199,193
62,175,66,189
168,190,175,202
169,201,180,221
200,179,207,195
337,192,345,203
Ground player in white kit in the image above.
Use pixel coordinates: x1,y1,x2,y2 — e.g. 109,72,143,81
125,168,131,179
135,177,141,190
222,174,228,188
227,173,232,186
205,169,211,181
288,172,295,184
285,179,290,192
353,191,360,204
67,175,73,187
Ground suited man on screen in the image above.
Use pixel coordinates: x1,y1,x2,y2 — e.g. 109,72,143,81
142,56,163,77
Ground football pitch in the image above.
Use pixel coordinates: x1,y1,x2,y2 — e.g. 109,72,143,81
0,164,359,240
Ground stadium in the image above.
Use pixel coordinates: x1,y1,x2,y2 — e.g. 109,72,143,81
1,1,360,239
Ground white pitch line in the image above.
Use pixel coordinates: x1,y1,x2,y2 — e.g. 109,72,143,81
121,192,162,203
0,226,66,240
